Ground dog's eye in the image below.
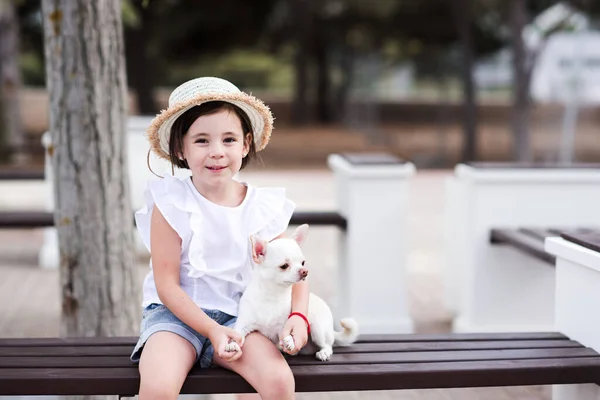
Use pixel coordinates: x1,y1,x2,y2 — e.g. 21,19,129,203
279,263,289,270
302,261,305,266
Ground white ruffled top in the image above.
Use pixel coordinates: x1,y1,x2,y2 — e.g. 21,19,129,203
135,174,296,316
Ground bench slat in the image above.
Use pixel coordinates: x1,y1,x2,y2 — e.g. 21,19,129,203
0,346,132,357
519,228,557,241
548,228,596,236
0,332,568,347
0,211,348,230
1,347,596,369
520,228,598,239
490,229,555,264
490,227,600,266
0,169,44,180
0,339,580,357
335,339,582,353
356,331,567,342
0,336,139,347
2,357,600,395
562,231,600,253
290,357,600,392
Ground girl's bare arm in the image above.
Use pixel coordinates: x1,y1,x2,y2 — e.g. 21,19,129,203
150,207,220,338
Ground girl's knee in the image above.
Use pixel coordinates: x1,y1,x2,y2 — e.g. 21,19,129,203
138,374,181,400
260,364,295,399
138,358,192,400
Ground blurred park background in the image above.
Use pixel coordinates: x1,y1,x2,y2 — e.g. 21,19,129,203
2,0,600,170
2,2,600,398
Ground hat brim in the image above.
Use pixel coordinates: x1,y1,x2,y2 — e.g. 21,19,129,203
147,91,274,161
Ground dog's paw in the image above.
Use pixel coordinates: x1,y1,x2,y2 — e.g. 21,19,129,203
225,341,241,353
315,348,333,361
283,335,295,352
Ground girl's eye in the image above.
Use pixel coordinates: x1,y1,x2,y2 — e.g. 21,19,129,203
195,139,208,144
224,137,236,143
279,263,289,270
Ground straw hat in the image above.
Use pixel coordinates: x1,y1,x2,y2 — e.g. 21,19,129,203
147,77,274,161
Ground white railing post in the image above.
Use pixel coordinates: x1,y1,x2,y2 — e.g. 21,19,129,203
38,131,59,269
327,153,415,334
445,163,600,333
545,236,600,400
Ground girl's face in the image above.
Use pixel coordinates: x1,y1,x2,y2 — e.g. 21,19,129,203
181,109,251,186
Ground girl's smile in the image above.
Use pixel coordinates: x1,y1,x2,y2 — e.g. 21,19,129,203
181,108,251,206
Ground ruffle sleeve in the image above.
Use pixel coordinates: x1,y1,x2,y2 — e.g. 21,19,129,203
134,175,195,252
248,187,296,241
135,175,210,278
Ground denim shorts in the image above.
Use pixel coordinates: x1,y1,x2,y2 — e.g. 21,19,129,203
130,303,237,368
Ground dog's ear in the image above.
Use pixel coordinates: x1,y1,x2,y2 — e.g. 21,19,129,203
292,224,309,246
249,235,268,264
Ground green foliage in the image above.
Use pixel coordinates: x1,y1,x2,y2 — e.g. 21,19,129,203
121,0,141,28
14,0,600,97
19,51,44,86
166,49,294,92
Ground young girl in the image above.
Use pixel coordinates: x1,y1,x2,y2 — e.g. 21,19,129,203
131,77,310,400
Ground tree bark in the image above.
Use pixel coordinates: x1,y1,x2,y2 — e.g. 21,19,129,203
314,19,331,123
0,0,24,163
124,3,156,114
510,0,531,161
451,0,478,162
335,45,354,122
41,0,139,338
291,0,312,125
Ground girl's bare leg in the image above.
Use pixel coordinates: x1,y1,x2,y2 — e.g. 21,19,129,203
214,332,295,400
138,332,197,400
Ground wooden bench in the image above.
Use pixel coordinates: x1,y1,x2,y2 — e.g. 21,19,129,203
490,227,600,265
1,332,599,396
0,210,347,230
0,169,44,180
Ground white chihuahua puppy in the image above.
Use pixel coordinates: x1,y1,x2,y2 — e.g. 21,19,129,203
226,224,358,361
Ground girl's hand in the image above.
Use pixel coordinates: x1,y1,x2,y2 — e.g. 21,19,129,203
209,325,245,362
279,315,309,355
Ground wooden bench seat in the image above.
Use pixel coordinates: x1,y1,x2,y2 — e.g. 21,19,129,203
0,210,347,230
1,332,600,396
0,169,44,180
490,228,600,265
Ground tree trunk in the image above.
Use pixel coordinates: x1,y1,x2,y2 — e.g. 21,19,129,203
335,45,354,123
124,3,156,114
0,91,4,161
291,0,312,125
41,0,140,338
451,0,477,162
510,0,531,162
0,0,24,163
314,19,331,123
